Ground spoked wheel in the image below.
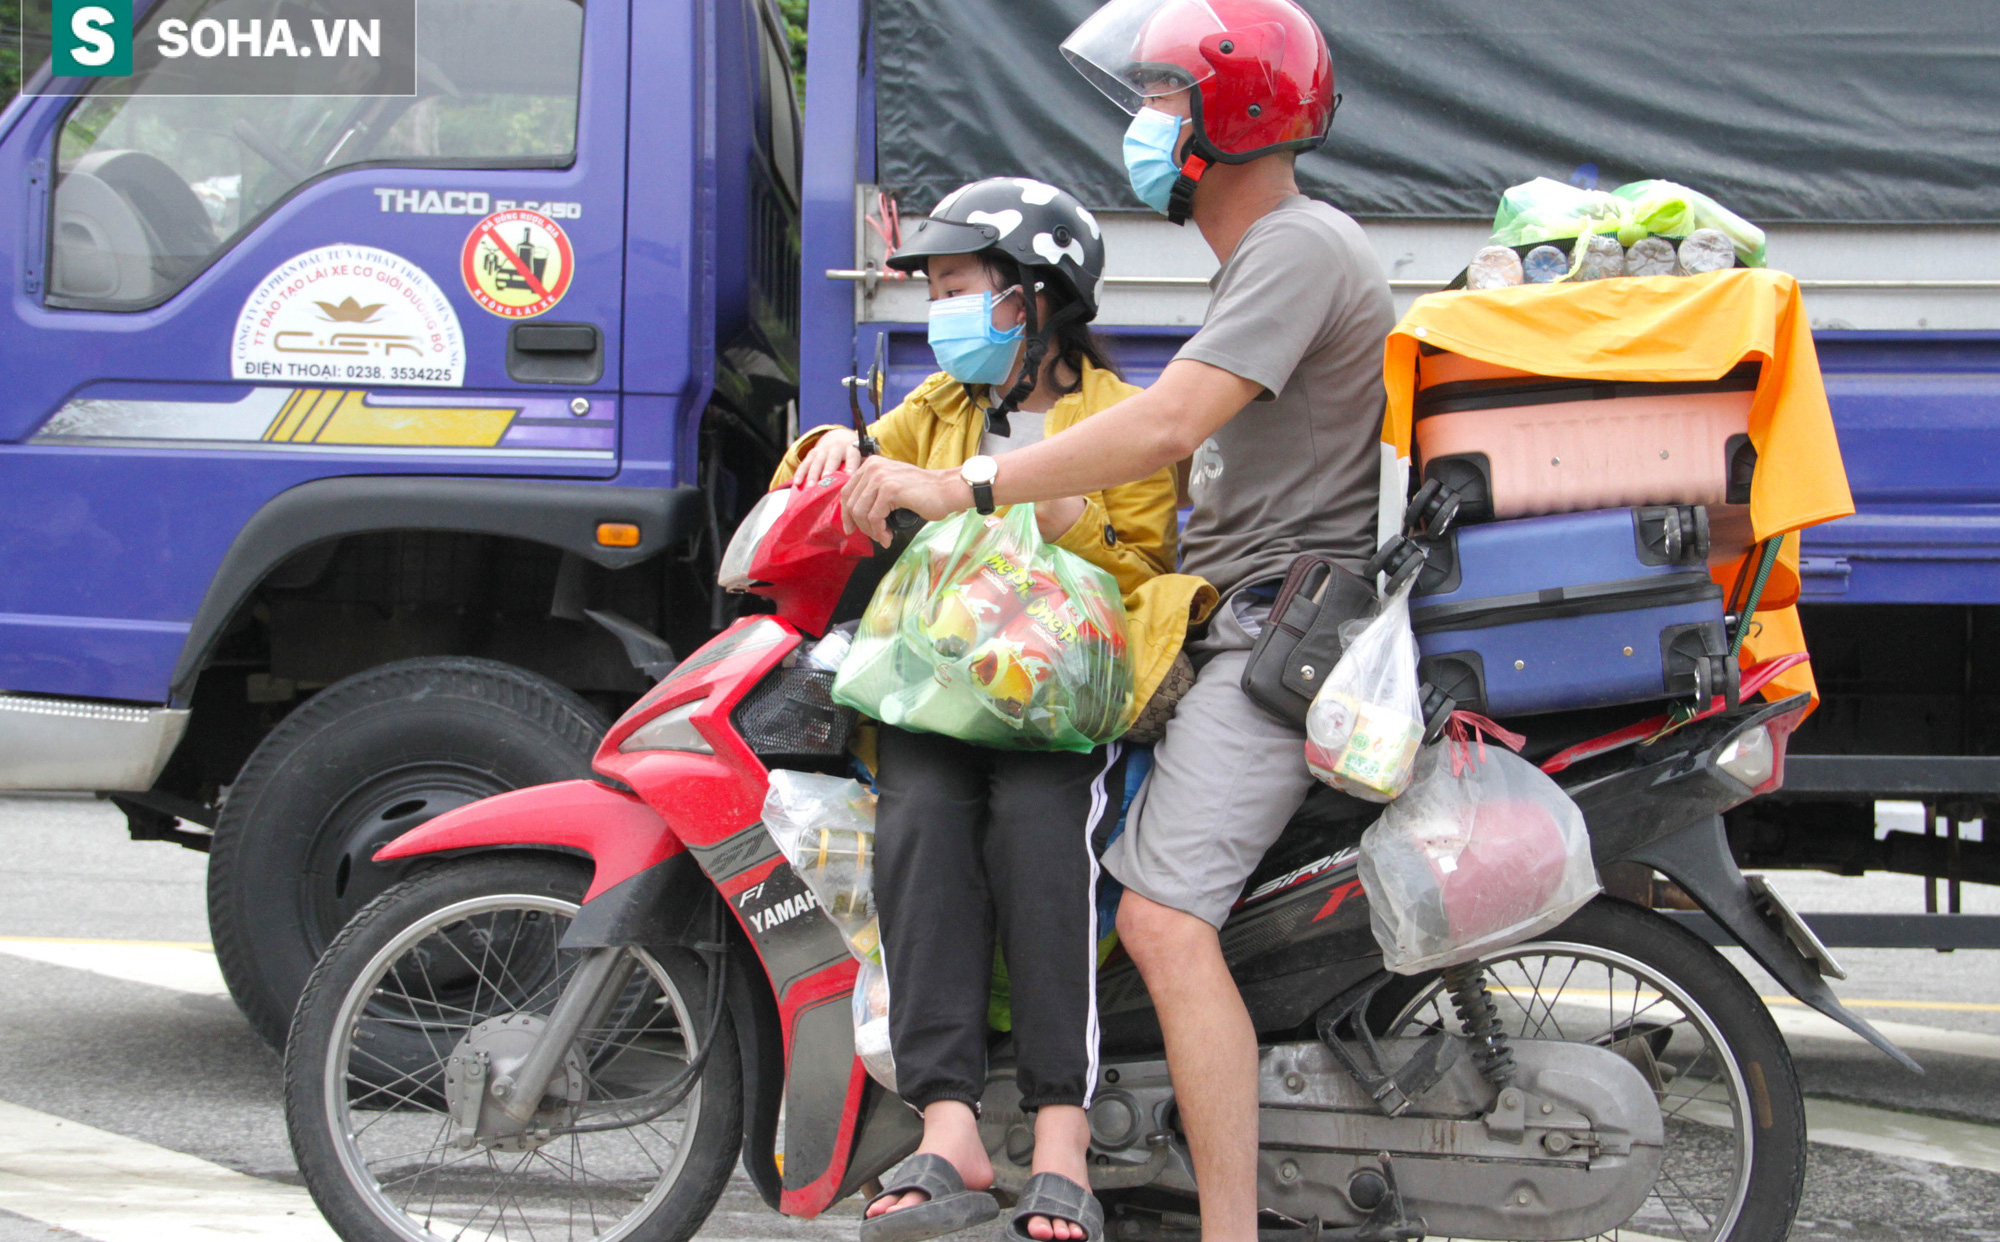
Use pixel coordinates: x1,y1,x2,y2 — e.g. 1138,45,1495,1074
1371,898,1805,1242
285,856,741,1242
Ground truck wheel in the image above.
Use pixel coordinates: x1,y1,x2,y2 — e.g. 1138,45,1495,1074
209,657,607,1049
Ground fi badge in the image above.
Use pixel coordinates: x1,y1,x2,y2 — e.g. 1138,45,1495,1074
461,208,574,318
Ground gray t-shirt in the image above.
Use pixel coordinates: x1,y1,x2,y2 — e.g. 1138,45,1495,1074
1175,195,1394,597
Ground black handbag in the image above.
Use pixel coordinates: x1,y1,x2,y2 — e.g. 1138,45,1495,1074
1239,554,1379,727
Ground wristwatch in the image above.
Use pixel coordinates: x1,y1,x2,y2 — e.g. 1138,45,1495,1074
960,454,999,515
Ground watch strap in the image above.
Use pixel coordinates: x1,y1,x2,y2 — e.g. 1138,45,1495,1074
971,480,995,515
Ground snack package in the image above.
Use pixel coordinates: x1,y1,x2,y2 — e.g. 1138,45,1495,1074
760,770,880,963
852,956,897,1092
834,506,1137,751
1304,576,1424,802
1358,744,1600,974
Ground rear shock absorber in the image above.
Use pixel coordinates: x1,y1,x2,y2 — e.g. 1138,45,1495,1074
1440,961,1515,1086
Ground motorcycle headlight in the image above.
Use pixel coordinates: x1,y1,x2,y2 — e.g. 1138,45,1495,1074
618,699,713,754
717,490,791,591
1716,725,1774,788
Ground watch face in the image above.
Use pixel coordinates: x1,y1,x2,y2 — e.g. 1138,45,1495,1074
962,456,999,485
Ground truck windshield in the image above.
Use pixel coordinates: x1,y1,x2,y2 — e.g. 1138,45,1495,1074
47,0,584,310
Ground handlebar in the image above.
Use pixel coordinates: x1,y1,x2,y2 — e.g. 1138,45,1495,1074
887,508,923,534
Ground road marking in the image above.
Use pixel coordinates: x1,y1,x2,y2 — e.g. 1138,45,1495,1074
1495,983,2000,1061
0,1098,334,1241
1767,1006,2000,1062
0,936,227,997
1678,1095,2000,1174
1765,994,2000,1015
1803,1098,2000,1174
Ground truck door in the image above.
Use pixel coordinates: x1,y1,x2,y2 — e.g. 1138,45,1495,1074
0,0,625,704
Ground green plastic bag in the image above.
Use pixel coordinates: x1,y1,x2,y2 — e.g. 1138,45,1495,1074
832,505,1136,752
1610,180,1767,267
1488,177,1628,251
1490,175,1767,268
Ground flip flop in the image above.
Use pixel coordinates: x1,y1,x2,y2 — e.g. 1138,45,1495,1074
860,1153,1000,1242
1005,1171,1103,1242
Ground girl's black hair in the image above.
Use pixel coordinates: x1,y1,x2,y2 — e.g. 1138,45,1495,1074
978,252,1121,395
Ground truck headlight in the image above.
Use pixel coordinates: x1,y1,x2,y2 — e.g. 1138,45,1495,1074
1716,725,1774,788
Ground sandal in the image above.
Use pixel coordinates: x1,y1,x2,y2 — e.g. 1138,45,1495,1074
1005,1171,1103,1242
860,1153,1000,1242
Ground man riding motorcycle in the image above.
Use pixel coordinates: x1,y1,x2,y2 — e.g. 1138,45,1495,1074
841,3,1385,1237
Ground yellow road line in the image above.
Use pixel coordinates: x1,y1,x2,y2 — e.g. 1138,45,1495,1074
0,935,212,951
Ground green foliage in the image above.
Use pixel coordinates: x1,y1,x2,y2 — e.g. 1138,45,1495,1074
777,0,806,102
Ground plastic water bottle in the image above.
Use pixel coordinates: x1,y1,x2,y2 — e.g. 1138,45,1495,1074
805,627,854,671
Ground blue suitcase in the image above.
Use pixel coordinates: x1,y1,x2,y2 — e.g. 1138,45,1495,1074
1408,506,1735,717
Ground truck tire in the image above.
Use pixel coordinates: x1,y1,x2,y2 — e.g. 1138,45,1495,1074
208,657,607,1049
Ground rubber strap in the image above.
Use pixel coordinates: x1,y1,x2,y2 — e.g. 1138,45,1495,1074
1730,535,1784,660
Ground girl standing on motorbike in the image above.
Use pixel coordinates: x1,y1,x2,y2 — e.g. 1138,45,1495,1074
772,178,1213,1242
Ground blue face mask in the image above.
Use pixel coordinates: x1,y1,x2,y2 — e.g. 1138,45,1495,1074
927,290,1024,386
1122,107,1186,215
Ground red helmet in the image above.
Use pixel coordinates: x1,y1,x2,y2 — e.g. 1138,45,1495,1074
1063,0,1337,219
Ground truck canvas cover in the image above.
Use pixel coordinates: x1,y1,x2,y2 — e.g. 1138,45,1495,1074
873,0,2000,222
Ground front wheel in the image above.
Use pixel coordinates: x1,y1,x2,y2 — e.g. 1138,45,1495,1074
284,855,742,1242
1372,897,1806,1242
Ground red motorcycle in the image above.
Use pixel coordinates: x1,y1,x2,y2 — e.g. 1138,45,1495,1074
285,431,1912,1242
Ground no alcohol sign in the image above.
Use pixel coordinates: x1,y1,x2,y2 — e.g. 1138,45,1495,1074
460,208,574,318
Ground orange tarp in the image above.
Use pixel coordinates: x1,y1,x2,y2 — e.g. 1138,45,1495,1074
1381,268,1854,709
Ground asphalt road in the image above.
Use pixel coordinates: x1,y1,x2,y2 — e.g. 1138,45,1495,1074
0,793,1995,1242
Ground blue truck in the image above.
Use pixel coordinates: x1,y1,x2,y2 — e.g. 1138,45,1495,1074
1,0,1993,1046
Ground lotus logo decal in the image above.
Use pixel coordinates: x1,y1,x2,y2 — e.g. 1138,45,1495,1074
314,297,385,323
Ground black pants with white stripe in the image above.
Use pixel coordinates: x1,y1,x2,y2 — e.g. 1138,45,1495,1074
873,725,1126,1114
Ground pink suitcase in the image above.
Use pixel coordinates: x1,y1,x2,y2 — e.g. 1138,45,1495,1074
1413,363,1759,522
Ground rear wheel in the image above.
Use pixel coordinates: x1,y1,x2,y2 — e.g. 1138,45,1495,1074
1372,898,1806,1242
285,855,742,1242
209,656,606,1048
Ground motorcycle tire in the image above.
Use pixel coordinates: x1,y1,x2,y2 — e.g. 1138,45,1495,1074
209,656,606,1049
285,854,742,1242
1369,896,1806,1242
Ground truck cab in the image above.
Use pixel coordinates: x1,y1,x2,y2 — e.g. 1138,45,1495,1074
0,0,801,1044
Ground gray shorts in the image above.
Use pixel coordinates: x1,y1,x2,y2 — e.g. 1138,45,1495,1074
1101,595,1319,928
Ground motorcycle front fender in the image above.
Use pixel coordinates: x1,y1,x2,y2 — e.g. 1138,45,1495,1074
1625,815,1921,1073
373,778,684,902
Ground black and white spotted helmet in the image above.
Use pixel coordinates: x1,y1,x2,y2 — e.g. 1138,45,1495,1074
887,177,1107,319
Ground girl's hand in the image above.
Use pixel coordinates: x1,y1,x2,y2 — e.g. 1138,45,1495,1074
796,427,862,487
1034,495,1088,541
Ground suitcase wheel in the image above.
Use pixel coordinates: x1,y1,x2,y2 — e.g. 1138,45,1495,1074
1418,681,1458,744
1404,478,1462,539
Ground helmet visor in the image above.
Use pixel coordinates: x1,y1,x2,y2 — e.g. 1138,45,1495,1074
1061,0,1223,114
886,216,1003,272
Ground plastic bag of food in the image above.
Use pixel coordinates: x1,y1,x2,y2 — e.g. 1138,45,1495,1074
1611,180,1766,267
1304,576,1423,802
1358,741,1599,974
760,770,880,963
852,956,897,1092
833,506,1136,751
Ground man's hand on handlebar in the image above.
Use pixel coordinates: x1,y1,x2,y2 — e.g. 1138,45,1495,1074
841,456,970,545
795,427,862,487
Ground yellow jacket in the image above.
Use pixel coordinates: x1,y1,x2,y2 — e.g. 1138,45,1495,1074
1380,269,1854,710
772,361,1217,714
